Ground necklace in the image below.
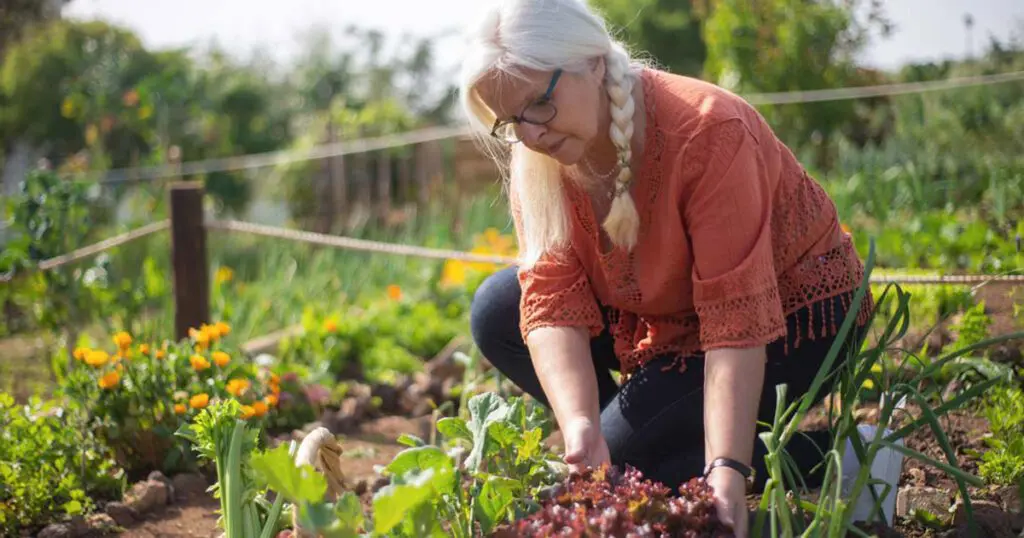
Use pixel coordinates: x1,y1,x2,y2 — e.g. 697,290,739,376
580,156,620,181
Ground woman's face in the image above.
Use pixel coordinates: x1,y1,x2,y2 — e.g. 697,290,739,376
474,59,606,166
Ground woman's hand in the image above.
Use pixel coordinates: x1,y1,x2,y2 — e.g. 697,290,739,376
706,467,749,537
561,416,610,473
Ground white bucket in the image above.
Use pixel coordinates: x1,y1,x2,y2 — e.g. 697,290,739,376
841,423,904,525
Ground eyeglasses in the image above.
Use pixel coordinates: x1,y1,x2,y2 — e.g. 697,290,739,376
490,69,561,144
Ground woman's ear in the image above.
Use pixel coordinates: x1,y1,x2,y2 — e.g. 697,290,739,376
590,56,606,85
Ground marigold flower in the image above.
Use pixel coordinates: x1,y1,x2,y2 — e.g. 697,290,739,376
85,350,110,367
215,321,231,337
215,266,234,285
251,401,269,417
113,331,132,350
174,403,186,415
190,327,211,347
139,344,151,356
190,393,209,409
73,347,89,361
212,351,230,367
239,405,256,419
269,372,280,385
323,319,338,332
225,379,250,397
155,349,166,359
98,371,120,389
190,354,211,371
387,284,402,301
264,394,279,407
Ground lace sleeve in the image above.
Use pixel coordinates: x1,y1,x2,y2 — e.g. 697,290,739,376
509,184,604,342
681,119,786,351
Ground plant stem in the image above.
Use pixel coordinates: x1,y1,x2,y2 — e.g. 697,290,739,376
224,420,247,538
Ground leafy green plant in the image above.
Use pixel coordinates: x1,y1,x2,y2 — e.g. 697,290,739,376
977,386,1024,486
0,392,124,534
751,240,1024,537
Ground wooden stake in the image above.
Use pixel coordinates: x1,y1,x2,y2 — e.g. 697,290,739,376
170,182,210,340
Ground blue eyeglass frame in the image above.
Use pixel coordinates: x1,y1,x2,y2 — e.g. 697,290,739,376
490,69,562,141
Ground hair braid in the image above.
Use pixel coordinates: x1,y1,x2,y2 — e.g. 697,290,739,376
602,44,640,250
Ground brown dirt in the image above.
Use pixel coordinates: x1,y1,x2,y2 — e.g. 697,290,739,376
115,415,432,537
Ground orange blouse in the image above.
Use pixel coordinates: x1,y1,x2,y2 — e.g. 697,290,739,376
511,68,874,377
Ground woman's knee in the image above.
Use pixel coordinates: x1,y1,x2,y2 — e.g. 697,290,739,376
469,266,522,357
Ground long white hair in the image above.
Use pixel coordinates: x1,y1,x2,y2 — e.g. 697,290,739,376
458,0,643,268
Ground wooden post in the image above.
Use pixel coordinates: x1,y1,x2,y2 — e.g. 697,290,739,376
327,122,346,232
170,182,210,340
376,151,392,224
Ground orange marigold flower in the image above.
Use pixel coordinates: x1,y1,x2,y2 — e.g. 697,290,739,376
239,405,256,419
98,371,120,389
225,379,250,397
155,349,166,359
139,344,150,356
173,403,186,415
387,284,402,301
212,351,230,367
323,319,338,333
251,401,269,417
113,331,132,350
189,393,209,409
85,350,110,367
190,327,211,347
269,372,280,385
215,321,231,336
270,382,281,396
73,347,89,361
190,354,211,371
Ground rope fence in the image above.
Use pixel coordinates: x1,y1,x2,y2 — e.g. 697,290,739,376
73,69,1024,186
4,214,1022,286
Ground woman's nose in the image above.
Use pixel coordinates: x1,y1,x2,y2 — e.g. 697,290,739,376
516,122,548,147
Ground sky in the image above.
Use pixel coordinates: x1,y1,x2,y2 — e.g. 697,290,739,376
63,0,1024,75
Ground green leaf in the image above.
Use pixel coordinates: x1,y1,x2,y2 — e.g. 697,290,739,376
63,499,83,515
466,393,510,472
332,492,365,531
397,433,426,447
372,467,453,534
516,428,543,465
298,502,337,533
251,443,327,504
384,446,454,479
474,475,522,534
436,417,472,442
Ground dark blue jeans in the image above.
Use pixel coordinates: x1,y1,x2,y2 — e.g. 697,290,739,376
469,266,866,493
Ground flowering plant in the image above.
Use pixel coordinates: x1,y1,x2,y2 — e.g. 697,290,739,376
60,322,281,474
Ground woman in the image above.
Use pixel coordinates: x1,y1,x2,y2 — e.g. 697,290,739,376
459,0,874,534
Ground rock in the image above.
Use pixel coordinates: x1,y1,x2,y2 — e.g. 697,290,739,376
907,467,927,486
371,380,404,413
86,513,116,532
170,473,207,500
67,515,89,537
125,479,168,513
104,502,139,527
425,343,467,383
993,485,1021,515
37,523,72,538
147,470,175,502
896,486,952,519
353,478,369,496
952,499,1015,537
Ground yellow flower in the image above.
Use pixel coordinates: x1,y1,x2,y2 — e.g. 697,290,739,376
85,350,110,368
190,326,211,348
85,124,99,146
155,349,166,359
239,405,256,419
264,394,279,407
116,349,132,361
225,379,250,397
251,401,269,417
174,403,186,415
189,393,209,409
269,382,281,396
98,371,120,389
113,331,132,350
323,319,338,333
862,378,876,390
269,373,281,385
138,104,153,120
61,97,77,118
441,260,468,288
190,354,211,372
215,321,231,337
212,351,230,368
215,266,234,285
73,347,89,361
139,344,150,356
387,284,402,301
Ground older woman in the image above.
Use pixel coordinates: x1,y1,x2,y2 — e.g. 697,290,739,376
459,0,874,534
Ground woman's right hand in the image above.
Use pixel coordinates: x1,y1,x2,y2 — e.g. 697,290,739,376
561,416,610,473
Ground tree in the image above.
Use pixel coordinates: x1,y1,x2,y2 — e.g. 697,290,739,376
590,0,706,76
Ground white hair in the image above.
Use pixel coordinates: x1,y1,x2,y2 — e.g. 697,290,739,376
458,0,643,268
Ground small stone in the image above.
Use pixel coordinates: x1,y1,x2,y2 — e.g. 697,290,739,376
896,486,952,519
37,523,72,538
86,513,116,531
147,470,175,502
952,499,1014,537
104,501,139,527
907,467,927,486
125,479,168,514
170,473,207,500
993,485,1021,515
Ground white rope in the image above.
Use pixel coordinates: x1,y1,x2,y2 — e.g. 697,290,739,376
0,220,170,282
69,70,1024,186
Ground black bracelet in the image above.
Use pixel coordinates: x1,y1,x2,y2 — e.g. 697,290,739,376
703,457,754,481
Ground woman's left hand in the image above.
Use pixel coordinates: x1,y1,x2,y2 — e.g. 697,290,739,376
705,467,749,538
